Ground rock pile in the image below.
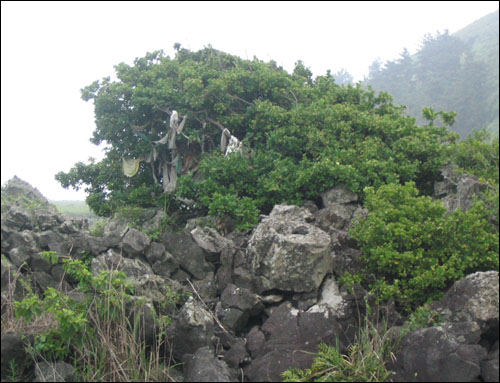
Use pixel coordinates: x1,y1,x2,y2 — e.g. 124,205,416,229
1,175,498,382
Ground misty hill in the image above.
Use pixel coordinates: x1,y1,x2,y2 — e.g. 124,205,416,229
365,9,499,138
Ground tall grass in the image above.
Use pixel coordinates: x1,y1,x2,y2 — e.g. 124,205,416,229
282,296,399,382
2,255,180,382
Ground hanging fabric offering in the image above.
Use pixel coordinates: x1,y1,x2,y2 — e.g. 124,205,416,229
122,157,141,177
220,128,241,156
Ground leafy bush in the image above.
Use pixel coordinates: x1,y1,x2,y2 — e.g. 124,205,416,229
89,218,107,237
448,129,499,185
57,46,457,226
204,192,259,231
344,182,499,311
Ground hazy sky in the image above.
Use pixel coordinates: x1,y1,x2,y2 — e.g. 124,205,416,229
2,1,498,201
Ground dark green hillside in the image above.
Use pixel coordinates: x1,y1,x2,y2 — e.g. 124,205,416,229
366,9,499,138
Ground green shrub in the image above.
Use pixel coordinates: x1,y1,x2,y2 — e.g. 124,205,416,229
115,206,148,229
448,129,499,185
400,304,442,337
344,182,499,311
89,219,107,237
204,192,260,231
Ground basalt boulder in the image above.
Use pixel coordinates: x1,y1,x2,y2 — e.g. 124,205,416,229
243,302,348,382
247,205,332,294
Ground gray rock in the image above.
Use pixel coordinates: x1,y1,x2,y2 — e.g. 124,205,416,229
1,332,32,380
145,241,166,264
183,347,236,382
481,348,499,382
190,226,231,260
221,284,264,315
34,361,74,382
121,228,151,255
394,326,487,382
320,184,358,206
6,231,39,267
86,233,122,256
216,303,248,336
193,272,217,301
246,326,266,359
442,321,482,344
169,296,216,360
103,217,130,238
36,230,66,250
221,337,250,368
434,164,492,214
429,271,499,333
32,271,65,291
314,203,358,232
244,302,347,382
331,247,362,278
247,204,332,294
162,231,213,280
29,252,53,273
2,176,51,206
150,251,180,278
3,206,34,231
58,219,87,234
185,215,218,232
218,283,263,334
91,249,153,280
37,212,62,231
1,256,29,304
307,276,350,319
8,247,32,268
125,297,159,346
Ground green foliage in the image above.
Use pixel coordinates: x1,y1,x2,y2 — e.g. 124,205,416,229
448,129,499,185
204,192,260,231
115,205,149,229
58,46,457,229
400,304,442,336
346,182,499,311
89,218,107,237
13,252,175,372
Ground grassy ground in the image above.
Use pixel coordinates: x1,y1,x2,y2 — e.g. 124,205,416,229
50,200,96,220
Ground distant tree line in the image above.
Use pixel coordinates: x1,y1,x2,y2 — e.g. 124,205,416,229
365,30,498,138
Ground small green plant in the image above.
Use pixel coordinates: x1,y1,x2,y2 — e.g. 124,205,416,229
400,304,442,336
13,252,177,381
282,313,396,382
115,206,148,229
7,359,20,382
89,218,106,237
41,250,59,265
203,192,260,231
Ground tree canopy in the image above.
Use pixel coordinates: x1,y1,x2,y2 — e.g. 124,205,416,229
57,45,459,226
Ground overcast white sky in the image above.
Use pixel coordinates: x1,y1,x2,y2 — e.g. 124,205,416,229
2,1,499,201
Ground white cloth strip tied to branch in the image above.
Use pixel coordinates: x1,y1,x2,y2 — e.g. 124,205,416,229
220,128,242,156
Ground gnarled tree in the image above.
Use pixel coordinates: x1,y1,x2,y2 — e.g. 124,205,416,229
57,45,457,223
